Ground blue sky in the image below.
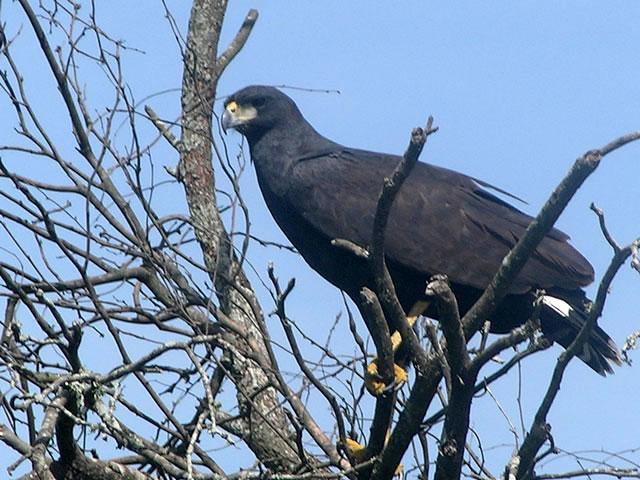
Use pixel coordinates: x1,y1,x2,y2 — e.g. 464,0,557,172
1,1,639,477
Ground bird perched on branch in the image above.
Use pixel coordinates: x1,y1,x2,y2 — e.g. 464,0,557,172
221,85,621,393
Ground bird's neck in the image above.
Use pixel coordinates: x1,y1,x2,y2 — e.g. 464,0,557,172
249,121,329,157
248,123,338,196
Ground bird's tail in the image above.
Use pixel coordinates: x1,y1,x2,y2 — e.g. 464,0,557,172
539,295,622,375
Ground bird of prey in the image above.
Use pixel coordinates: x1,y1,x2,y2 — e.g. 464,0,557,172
221,85,620,387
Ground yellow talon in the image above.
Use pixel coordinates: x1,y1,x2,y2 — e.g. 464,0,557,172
390,330,403,351
364,307,425,396
349,305,423,476
365,359,408,396
343,437,403,476
343,437,367,463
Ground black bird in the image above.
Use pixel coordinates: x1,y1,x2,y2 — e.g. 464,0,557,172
222,85,620,379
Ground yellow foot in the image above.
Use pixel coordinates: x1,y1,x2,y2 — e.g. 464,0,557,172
365,359,408,396
343,437,403,476
343,437,367,464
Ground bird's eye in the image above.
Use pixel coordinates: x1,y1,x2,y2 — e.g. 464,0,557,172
252,97,266,108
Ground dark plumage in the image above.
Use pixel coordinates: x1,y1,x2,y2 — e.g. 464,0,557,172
222,85,620,374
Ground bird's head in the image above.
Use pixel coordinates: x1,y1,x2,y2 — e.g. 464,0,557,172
222,86,302,141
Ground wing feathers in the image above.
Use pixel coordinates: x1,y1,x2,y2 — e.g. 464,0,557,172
287,147,594,293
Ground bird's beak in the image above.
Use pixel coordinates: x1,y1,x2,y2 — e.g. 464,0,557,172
221,101,257,134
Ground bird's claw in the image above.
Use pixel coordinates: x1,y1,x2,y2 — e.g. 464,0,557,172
342,437,404,477
365,359,408,396
343,437,367,463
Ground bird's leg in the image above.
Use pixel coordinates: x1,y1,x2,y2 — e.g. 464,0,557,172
356,303,427,477
365,361,409,396
365,301,428,396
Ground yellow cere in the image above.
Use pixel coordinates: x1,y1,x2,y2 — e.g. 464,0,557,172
226,101,238,113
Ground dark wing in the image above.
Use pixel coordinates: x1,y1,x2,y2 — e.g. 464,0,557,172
286,148,594,294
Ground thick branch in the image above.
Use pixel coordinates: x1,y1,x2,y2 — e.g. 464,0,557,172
425,275,468,376
426,275,474,480
369,118,438,374
357,288,395,461
179,2,300,471
367,118,439,480
216,9,259,76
